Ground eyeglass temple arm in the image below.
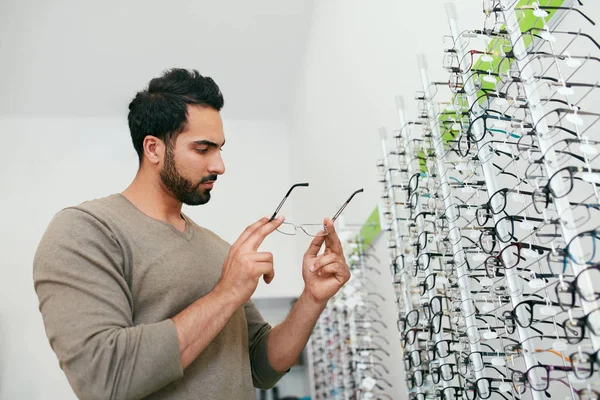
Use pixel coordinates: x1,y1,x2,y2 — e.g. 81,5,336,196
539,6,595,26
331,188,364,222
269,183,309,222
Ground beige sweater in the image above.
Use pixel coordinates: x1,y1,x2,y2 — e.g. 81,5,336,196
33,194,286,400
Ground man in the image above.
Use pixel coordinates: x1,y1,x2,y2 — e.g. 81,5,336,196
33,68,350,400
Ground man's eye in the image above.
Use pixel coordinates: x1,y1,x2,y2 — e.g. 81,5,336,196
196,148,208,154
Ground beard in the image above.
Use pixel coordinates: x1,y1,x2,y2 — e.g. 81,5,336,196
160,145,217,206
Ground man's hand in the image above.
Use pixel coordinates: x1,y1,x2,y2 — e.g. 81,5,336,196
216,216,285,306
301,217,350,304
172,217,284,370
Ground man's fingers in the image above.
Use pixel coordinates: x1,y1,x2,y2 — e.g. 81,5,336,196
244,216,286,250
309,253,339,272
263,272,275,284
305,231,326,258
245,253,274,282
317,263,351,283
324,218,344,254
248,252,274,263
253,261,275,284
233,217,270,248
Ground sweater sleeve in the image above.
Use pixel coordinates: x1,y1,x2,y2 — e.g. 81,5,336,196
33,208,183,400
244,300,288,390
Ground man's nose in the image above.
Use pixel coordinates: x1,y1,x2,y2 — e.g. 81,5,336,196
209,152,225,175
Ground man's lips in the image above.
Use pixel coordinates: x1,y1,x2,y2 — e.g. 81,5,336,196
202,181,215,189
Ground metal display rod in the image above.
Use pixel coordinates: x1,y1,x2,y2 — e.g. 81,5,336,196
394,97,461,391
418,51,546,398
379,128,425,396
397,93,487,385
496,0,600,352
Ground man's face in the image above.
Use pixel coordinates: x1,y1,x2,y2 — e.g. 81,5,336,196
159,106,226,205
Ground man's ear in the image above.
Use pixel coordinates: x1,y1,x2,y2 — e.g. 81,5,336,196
143,135,164,165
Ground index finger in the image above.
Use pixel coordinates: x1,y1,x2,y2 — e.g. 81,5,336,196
324,218,344,254
232,217,270,249
244,216,286,251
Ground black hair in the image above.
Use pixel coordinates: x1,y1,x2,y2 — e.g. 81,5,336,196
127,68,224,164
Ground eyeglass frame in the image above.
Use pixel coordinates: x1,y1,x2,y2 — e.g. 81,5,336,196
269,184,364,236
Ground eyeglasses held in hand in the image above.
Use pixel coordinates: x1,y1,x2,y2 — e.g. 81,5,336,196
269,185,364,236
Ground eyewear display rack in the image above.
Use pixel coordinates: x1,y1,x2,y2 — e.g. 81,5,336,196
307,227,397,400
379,1,600,400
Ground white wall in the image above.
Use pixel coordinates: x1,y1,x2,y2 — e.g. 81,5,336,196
0,0,314,121
0,115,302,399
288,0,484,228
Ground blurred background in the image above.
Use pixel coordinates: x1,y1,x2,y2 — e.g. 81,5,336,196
4,0,590,399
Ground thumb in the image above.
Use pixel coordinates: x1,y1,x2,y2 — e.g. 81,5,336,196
305,231,326,257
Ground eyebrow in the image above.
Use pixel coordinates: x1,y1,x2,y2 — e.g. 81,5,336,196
192,139,225,148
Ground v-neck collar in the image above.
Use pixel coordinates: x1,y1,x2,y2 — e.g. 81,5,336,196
116,193,194,241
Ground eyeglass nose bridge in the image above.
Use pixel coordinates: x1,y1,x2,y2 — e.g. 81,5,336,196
276,221,329,237
300,223,329,237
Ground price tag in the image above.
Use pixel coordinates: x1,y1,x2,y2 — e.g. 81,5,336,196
541,31,556,42
496,97,508,106
344,285,357,296
520,220,534,230
492,357,506,366
499,383,512,393
540,306,557,316
362,377,377,390
481,54,493,63
417,331,430,340
553,340,567,351
482,303,495,313
483,331,498,340
497,143,512,153
480,277,494,287
566,58,582,68
483,75,497,84
566,113,583,126
510,193,526,203
346,298,358,309
557,86,574,96
528,279,546,289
